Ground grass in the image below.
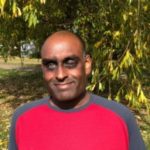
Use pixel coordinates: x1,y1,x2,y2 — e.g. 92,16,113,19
0,57,150,149
0,56,41,65
0,68,47,149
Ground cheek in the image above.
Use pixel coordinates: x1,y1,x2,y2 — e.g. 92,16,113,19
71,67,86,83
42,66,53,81
43,71,53,81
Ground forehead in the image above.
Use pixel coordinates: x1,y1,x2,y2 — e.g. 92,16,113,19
41,34,83,60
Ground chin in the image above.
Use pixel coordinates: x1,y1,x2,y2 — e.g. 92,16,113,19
51,91,78,102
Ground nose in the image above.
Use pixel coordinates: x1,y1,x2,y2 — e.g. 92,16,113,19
56,66,67,81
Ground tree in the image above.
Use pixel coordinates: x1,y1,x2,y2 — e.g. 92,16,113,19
0,0,149,110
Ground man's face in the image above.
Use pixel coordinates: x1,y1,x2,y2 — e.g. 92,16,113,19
41,34,91,102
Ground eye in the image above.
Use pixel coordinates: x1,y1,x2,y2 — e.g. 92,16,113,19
42,60,57,71
46,62,57,70
64,59,78,68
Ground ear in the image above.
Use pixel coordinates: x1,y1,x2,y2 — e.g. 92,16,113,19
85,54,92,76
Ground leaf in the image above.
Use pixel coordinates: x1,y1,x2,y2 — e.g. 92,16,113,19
0,0,6,14
12,1,17,16
112,67,120,80
86,84,96,91
23,5,38,27
104,30,111,36
17,7,22,16
123,13,128,21
94,38,104,48
108,60,114,72
40,0,46,4
120,50,134,69
12,1,22,17
98,82,105,91
138,90,147,104
137,83,141,96
143,5,148,11
115,88,122,102
0,0,6,7
127,0,132,5
113,31,121,39
136,49,143,58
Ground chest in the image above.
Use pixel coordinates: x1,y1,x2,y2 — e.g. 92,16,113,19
16,106,129,150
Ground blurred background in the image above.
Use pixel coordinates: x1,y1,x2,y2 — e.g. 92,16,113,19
0,0,150,149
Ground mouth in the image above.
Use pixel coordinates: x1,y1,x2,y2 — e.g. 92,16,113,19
54,82,74,90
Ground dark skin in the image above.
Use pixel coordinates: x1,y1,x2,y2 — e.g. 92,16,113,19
41,31,92,109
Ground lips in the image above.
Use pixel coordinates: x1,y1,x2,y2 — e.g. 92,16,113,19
54,82,74,90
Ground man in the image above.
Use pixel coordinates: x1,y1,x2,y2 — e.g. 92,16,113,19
9,31,146,150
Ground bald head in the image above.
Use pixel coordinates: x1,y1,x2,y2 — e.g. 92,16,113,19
40,30,92,104
41,31,86,56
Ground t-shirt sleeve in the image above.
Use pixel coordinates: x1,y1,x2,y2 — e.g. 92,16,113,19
127,111,147,150
8,98,48,150
8,112,18,150
91,94,147,150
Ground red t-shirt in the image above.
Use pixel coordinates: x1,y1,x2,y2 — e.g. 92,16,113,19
9,94,146,150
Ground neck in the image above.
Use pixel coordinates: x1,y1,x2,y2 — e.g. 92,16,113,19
49,92,90,110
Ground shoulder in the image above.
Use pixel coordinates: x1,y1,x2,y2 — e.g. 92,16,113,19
90,94,135,125
90,94,146,150
11,97,49,124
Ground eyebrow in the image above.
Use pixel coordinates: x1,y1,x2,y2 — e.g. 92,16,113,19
42,55,81,63
41,59,57,66
63,55,80,62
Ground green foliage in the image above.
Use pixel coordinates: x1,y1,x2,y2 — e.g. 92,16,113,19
73,0,150,109
0,0,150,109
